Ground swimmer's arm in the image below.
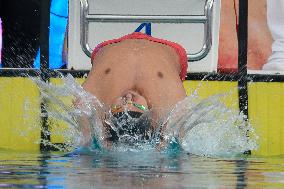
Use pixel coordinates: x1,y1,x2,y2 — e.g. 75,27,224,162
79,115,93,146
73,98,93,146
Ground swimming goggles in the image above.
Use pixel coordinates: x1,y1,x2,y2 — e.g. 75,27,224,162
111,101,148,113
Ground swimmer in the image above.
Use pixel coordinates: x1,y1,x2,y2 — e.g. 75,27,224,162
80,32,188,146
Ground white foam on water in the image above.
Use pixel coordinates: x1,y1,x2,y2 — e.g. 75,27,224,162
33,74,258,157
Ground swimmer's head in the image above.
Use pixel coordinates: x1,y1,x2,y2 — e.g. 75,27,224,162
110,91,148,114
105,91,151,142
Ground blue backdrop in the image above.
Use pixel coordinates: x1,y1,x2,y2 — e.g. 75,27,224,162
34,0,68,69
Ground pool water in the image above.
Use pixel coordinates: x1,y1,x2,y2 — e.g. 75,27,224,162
0,150,283,188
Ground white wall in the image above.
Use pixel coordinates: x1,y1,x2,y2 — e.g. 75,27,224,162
68,0,221,73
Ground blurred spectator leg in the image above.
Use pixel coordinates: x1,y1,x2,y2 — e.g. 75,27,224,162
262,0,284,71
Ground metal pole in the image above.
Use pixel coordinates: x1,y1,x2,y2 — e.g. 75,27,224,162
40,0,51,151
85,14,208,23
238,0,249,120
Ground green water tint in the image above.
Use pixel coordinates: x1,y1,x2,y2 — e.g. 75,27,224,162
34,74,258,157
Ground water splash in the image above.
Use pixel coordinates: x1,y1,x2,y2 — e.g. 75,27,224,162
33,74,258,157
160,94,258,157
33,74,104,151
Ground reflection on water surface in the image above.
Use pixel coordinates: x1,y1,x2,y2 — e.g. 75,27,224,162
0,151,283,189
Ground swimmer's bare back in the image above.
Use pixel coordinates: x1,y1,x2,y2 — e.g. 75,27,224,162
82,39,186,115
